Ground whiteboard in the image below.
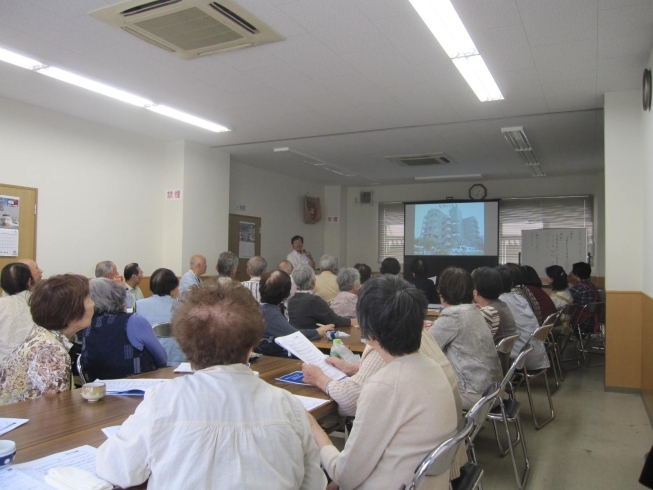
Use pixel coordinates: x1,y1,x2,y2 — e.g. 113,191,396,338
521,228,588,276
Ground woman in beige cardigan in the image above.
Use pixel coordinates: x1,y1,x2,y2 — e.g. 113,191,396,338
308,274,458,490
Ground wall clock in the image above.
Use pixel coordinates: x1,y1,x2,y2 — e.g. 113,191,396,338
469,183,487,201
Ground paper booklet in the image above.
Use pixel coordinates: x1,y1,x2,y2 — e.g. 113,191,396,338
274,332,347,380
96,378,166,395
0,417,28,437
294,395,331,411
276,371,310,385
173,362,194,373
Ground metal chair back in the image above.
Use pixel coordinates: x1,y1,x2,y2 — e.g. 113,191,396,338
495,334,520,355
76,353,89,384
153,322,172,337
502,344,534,390
529,323,554,343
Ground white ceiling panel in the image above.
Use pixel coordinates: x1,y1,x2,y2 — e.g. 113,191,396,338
518,0,598,47
531,41,598,84
473,25,536,74
598,3,653,59
454,0,522,32
541,79,599,111
340,46,425,88
372,13,446,66
597,55,643,92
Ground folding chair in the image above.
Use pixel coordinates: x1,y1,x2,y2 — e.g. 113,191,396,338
540,312,563,390
575,302,606,367
517,324,555,429
556,303,579,370
75,353,89,384
399,418,478,490
152,322,172,337
495,334,520,379
464,383,501,490
487,344,533,490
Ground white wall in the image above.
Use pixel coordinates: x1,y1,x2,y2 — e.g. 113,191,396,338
229,161,325,268
346,175,605,273
604,91,644,291
0,96,166,277
643,49,653,298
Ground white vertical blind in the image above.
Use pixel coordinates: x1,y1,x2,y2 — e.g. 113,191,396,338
378,202,405,262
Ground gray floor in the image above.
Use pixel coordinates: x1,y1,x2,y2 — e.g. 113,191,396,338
329,361,653,489
475,364,652,489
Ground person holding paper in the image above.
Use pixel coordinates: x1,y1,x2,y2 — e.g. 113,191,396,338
308,275,457,490
256,270,333,357
97,281,326,490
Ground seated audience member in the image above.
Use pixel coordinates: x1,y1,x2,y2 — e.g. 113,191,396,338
256,271,333,357
569,261,601,332
329,268,361,318
505,262,542,324
405,257,437,303
380,257,401,275
82,278,167,380
545,265,573,309
496,266,549,371
314,254,339,302
241,256,267,302
178,254,206,297
277,260,297,318
430,267,503,410
124,263,144,307
308,274,457,490
136,269,184,366
287,235,315,269
353,263,372,284
216,251,239,285
522,265,557,322
0,263,36,362
18,258,43,286
288,265,356,330
95,260,134,311
97,282,326,490
1,275,94,405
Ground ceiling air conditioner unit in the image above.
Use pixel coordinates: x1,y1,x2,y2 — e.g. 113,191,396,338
384,153,454,167
91,0,284,60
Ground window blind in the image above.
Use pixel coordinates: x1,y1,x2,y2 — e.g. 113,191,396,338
499,196,594,264
378,202,405,262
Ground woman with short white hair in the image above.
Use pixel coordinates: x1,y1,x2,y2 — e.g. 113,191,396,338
329,268,360,318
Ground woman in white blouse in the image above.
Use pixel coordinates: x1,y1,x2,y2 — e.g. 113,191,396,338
97,282,326,490
545,265,573,309
308,275,458,490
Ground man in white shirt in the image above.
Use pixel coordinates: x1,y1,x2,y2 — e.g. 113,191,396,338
179,254,207,297
124,263,144,306
241,256,267,302
286,235,315,269
95,260,134,311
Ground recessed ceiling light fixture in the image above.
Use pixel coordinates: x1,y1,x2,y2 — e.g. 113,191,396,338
415,173,483,181
408,0,503,102
501,126,546,176
0,46,230,132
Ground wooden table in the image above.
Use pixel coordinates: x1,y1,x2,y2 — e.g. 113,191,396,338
0,356,335,465
312,326,366,354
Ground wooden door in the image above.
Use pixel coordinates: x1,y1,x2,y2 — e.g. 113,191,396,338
228,214,261,282
0,184,38,273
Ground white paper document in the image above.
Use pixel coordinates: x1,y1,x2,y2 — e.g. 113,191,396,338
274,332,347,380
96,378,166,395
294,395,331,411
173,362,194,373
101,425,121,438
2,445,99,490
0,417,28,436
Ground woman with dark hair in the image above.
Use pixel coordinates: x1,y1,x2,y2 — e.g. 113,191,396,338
353,263,372,284
545,265,573,309
135,268,179,326
430,267,503,410
0,263,36,362
405,257,437,303
380,257,401,275
308,275,457,489
97,282,326,489
256,270,333,357
522,264,557,322
505,262,542,324
82,278,167,380
0,274,94,405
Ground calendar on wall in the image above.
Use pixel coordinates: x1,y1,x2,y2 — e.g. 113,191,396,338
0,195,20,256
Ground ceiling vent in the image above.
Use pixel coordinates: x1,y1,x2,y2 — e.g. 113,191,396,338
90,0,284,60
384,153,454,167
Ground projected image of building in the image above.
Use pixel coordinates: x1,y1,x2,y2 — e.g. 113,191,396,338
418,205,483,254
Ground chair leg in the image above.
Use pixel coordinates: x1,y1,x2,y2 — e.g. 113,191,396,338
553,340,564,381
523,368,555,430
559,333,581,371
513,414,530,489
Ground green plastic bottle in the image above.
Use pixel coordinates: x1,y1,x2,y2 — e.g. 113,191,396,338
330,338,344,359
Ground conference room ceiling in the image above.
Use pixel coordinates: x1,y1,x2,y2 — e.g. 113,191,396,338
0,0,651,186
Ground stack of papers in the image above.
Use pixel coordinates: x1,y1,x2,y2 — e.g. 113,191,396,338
294,395,331,411
173,362,194,373
274,332,347,380
0,417,28,437
96,378,166,395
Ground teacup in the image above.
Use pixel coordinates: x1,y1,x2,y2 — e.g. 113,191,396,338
81,382,106,402
0,440,16,468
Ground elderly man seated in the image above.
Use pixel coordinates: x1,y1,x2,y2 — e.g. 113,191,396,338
95,260,134,311
241,256,267,302
314,254,339,302
288,265,357,331
329,268,361,318
216,251,238,285
97,282,326,489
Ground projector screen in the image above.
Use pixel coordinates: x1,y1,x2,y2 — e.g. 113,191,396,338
404,201,499,256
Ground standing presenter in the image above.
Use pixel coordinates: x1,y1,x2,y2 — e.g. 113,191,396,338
287,235,315,269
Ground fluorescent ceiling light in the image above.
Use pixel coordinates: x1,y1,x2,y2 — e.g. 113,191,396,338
146,105,229,132
408,0,503,102
0,47,43,69
501,126,531,151
415,173,483,181
273,147,289,152
517,149,539,166
0,46,229,132
529,165,546,177
37,67,153,107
